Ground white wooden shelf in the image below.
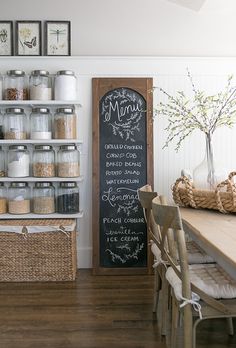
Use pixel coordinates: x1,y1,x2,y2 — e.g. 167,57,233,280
0,100,82,107
0,139,83,145
0,176,83,182
0,211,83,219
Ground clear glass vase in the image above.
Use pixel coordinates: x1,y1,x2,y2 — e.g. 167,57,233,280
193,133,227,190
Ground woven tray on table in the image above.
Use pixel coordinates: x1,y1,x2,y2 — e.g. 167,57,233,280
0,219,77,282
172,171,236,214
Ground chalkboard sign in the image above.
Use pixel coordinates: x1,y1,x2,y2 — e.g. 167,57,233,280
93,78,153,275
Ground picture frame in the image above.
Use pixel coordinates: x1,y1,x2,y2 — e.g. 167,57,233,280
16,21,42,56
0,21,13,56
45,21,71,56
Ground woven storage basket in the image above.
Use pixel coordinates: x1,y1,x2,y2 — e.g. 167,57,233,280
172,171,236,214
0,219,77,282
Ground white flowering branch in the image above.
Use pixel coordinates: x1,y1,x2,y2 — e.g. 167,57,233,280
155,71,236,151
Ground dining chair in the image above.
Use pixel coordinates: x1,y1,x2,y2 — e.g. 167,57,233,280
138,185,214,336
151,200,236,348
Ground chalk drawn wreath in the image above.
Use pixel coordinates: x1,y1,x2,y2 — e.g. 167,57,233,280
101,88,145,142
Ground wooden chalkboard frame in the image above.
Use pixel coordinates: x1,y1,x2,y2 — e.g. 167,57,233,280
92,78,153,275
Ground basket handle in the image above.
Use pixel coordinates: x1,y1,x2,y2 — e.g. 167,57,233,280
172,176,197,208
215,175,236,213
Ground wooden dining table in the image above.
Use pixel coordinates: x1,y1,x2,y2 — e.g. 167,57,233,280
180,207,236,280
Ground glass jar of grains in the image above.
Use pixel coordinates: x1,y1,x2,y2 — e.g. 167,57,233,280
7,145,30,177
57,182,80,214
30,108,52,140
29,70,52,100
54,70,77,100
54,107,77,139
0,183,7,214
8,182,30,214
4,70,28,100
33,145,55,177
4,108,27,140
33,182,55,214
57,144,80,177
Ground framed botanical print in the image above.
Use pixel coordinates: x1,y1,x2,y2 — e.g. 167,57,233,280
45,21,71,56
16,21,42,56
0,21,13,56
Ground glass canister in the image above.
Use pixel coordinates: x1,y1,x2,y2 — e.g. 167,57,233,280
0,182,7,214
0,146,5,177
8,182,30,214
30,108,52,140
7,145,29,177
33,182,55,214
29,70,52,100
57,182,80,214
54,107,77,139
4,70,28,100
54,70,77,100
58,144,80,177
4,108,27,140
32,145,55,177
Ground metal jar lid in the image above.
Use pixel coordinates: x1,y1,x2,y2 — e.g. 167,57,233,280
34,145,53,151
9,145,27,150
31,107,50,114
59,182,78,188
31,70,49,77
6,108,24,114
10,182,28,188
7,70,25,76
35,182,53,188
56,70,75,76
56,107,74,114
59,145,76,151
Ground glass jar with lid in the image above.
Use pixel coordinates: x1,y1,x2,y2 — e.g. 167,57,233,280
30,108,52,140
8,182,30,214
33,145,55,177
57,182,80,214
4,108,27,140
54,70,77,100
54,107,77,139
0,182,7,214
0,146,5,177
29,70,52,100
33,182,55,214
7,145,29,177
4,70,28,100
57,145,80,177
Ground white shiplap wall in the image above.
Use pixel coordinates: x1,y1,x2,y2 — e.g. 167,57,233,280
1,56,236,268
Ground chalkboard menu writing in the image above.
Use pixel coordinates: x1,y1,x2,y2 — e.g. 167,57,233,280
100,88,147,267
93,78,153,275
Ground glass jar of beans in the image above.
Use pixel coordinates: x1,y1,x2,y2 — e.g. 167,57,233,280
57,182,80,214
0,183,7,214
4,70,28,100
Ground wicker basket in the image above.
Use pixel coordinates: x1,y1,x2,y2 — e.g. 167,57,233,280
172,171,236,214
0,219,77,282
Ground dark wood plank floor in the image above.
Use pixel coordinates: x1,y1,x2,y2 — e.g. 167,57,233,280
0,270,236,348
